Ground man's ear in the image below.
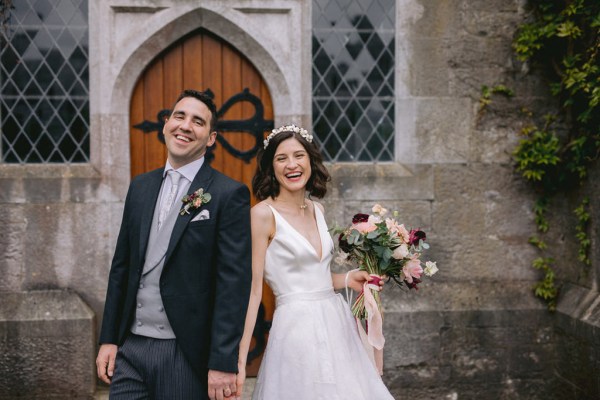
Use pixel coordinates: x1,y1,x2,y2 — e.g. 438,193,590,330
207,131,217,147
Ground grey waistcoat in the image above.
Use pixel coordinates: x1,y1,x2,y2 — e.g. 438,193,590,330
131,178,191,339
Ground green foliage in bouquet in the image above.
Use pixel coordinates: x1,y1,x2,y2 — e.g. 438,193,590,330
332,206,438,320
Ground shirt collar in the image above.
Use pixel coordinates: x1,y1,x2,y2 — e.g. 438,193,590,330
163,157,205,182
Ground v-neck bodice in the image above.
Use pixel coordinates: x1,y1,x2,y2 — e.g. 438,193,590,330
264,204,334,298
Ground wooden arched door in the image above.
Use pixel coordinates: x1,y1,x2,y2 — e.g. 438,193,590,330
129,29,274,376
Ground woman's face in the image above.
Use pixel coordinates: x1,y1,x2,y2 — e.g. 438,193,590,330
272,137,312,194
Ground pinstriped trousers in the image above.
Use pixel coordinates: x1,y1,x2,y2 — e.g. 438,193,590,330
109,334,207,400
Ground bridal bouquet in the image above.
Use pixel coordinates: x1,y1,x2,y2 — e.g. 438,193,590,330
332,204,438,320
332,204,438,374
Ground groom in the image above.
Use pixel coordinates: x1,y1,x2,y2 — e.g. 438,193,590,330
96,89,251,400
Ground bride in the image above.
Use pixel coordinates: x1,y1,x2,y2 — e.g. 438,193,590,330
235,125,394,399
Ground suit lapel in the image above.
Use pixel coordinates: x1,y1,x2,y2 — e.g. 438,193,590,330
164,162,215,265
138,170,164,263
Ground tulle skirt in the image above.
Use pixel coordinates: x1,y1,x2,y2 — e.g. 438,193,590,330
252,289,394,400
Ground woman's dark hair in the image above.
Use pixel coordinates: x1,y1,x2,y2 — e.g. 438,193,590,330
252,129,331,200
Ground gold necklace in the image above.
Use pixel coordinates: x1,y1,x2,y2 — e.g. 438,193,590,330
274,198,308,210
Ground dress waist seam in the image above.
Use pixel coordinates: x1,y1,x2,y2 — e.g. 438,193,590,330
276,288,336,306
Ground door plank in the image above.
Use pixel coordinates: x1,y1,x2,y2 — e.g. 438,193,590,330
143,59,166,172
222,44,244,182
130,80,145,178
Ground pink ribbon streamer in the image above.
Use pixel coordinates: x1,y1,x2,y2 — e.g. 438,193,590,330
357,274,385,375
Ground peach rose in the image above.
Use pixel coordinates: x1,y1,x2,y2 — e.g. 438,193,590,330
392,243,409,259
352,221,377,234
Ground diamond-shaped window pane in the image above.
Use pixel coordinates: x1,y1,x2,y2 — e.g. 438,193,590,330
1,0,90,164
312,0,395,162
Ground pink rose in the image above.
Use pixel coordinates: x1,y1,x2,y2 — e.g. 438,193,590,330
402,259,423,283
352,221,377,234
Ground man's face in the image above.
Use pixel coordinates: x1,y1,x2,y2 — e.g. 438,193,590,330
163,97,216,169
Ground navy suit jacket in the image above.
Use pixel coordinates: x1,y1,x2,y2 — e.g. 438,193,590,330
99,161,252,376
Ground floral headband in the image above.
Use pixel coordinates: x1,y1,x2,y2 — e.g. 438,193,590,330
263,124,313,149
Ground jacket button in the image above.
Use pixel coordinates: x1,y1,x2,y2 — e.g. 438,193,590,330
158,325,164,330
159,306,164,312
139,283,144,289
137,321,143,327
137,303,142,308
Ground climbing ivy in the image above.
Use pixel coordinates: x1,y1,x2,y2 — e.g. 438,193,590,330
481,0,598,308
512,0,599,308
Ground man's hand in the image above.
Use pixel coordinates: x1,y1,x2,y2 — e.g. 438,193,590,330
208,369,237,400
96,344,118,384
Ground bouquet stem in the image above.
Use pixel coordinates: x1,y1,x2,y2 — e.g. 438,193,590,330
351,252,383,320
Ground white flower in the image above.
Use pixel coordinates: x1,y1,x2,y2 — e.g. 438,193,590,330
368,215,382,224
392,243,409,259
372,204,388,216
424,261,438,276
334,251,350,266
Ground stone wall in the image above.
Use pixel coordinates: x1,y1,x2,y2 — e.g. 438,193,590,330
0,291,96,399
0,0,597,398
322,0,594,398
551,158,600,399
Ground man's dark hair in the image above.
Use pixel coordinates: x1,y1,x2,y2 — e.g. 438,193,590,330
173,89,218,132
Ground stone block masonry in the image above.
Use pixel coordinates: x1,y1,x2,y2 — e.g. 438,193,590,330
0,291,96,399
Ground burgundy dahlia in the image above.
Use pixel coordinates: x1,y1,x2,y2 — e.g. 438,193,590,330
408,229,426,246
352,213,370,224
405,278,422,290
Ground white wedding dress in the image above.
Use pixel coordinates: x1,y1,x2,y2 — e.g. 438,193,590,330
252,205,394,400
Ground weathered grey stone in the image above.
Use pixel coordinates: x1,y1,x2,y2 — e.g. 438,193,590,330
397,98,473,164
463,0,521,13
0,291,95,399
433,163,535,237
0,179,24,203
327,163,434,201
380,281,545,313
21,203,114,292
553,285,600,399
460,9,521,40
0,207,26,292
449,36,515,69
380,307,554,398
402,0,464,39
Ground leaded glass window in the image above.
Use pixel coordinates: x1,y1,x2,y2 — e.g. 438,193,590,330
312,0,395,162
0,0,89,163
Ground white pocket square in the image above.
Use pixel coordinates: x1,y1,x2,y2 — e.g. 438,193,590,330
191,209,210,222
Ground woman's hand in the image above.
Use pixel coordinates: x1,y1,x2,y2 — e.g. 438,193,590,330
346,270,385,292
234,362,246,399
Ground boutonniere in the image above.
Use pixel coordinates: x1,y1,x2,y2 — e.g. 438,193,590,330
180,188,211,216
